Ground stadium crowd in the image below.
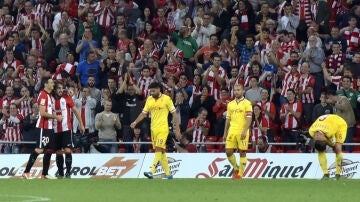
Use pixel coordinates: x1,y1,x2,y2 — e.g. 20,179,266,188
0,0,360,154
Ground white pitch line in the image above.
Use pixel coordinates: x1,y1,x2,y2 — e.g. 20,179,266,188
0,194,50,202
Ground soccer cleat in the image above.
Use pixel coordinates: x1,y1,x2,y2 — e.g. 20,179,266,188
162,175,173,180
335,174,341,180
65,172,71,179
41,175,57,180
144,172,153,179
55,173,64,179
232,170,241,180
22,172,33,180
321,174,330,180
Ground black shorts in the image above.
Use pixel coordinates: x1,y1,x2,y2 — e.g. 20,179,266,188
56,130,74,150
37,128,56,150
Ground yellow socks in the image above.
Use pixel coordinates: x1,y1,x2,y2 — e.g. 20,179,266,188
336,152,343,175
227,154,239,171
161,152,171,176
239,157,247,177
150,151,162,174
318,152,328,174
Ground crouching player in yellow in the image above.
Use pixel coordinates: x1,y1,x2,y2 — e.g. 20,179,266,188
223,84,252,180
309,114,347,180
131,82,181,179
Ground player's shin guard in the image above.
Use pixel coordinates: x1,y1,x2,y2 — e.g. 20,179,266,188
161,152,171,176
150,151,162,174
227,154,239,171
318,152,328,174
65,152,72,174
25,151,39,173
239,157,247,177
42,150,53,176
336,152,343,175
56,154,64,176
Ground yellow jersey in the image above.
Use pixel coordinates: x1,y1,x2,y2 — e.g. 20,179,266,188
309,114,347,143
143,93,175,131
226,97,253,134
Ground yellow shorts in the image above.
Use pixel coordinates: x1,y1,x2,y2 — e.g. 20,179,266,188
151,129,169,149
335,122,347,144
225,130,249,151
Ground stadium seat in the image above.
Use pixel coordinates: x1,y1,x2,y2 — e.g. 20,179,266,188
205,142,216,150
275,149,284,153
118,148,126,153
356,124,360,137
206,136,218,142
206,149,218,153
247,148,255,153
352,137,360,142
217,137,225,152
286,149,300,153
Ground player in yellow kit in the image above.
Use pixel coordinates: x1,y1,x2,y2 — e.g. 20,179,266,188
223,84,253,180
309,114,347,180
130,82,181,179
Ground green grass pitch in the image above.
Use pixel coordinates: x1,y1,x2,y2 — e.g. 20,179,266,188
0,179,360,202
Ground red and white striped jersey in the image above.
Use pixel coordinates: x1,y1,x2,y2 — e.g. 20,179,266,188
34,3,53,29
138,76,153,98
239,63,251,80
3,114,23,144
250,116,268,142
330,76,357,90
0,97,18,110
17,12,39,30
219,45,239,67
257,100,276,128
96,3,115,29
1,77,13,87
204,67,227,100
281,71,301,97
78,2,101,21
137,46,160,60
0,24,16,42
31,38,43,54
52,63,77,82
36,90,54,129
18,99,33,118
117,39,132,52
294,0,312,26
164,48,184,75
189,85,201,107
299,74,315,103
187,118,210,144
281,40,300,54
53,95,75,133
326,53,346,73
275,1,287,19
343,27,360,52
280,101,303,129
0,59,22,70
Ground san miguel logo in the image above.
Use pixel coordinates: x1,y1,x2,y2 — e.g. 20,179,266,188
196,158,312,179
328,159,360,179
151,157,182,178
4,157,138,179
